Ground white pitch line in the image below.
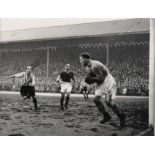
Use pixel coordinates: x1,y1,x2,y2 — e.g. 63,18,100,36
0,91,148,99
136,127,153,136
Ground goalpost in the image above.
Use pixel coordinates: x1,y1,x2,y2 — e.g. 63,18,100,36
149,18,155,134
0,18,1,76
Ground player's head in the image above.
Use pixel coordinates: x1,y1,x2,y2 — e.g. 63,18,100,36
79,53,91,66
65,63,70,71
26,66,32,74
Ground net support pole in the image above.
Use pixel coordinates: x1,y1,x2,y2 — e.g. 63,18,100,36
149,19,155,133
0,19,1,76
46,47,50,78
106,43,109,67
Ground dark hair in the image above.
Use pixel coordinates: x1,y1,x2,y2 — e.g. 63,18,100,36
79,53,91,59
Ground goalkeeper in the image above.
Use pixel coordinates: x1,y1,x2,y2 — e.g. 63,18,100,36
6,66,38,111
79,53,126,128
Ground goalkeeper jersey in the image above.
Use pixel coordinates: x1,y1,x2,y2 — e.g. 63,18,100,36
88,60,110,83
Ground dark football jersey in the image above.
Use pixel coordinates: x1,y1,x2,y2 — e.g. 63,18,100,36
60,71,74,82
90,60,109,80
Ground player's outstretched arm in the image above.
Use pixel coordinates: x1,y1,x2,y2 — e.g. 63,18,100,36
5,72,24,80
5,74,16,79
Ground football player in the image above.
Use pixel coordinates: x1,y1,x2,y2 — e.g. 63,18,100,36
56,64,75,110
6,66,38,111
79,53,126,128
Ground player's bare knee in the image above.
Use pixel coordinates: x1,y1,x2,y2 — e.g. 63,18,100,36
61,92,65,96
105,95,113,105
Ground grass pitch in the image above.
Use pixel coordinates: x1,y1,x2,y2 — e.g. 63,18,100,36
0,93,150,136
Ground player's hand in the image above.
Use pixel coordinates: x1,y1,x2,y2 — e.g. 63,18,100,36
85,76,94,84
56,80,61,86
71,81,74,86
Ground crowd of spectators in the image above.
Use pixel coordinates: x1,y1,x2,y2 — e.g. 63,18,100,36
109,46,149,96
0,45,149,96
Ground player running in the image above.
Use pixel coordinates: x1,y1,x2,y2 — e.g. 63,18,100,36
56,64,75,110
6,66,38,111
79,53,126,128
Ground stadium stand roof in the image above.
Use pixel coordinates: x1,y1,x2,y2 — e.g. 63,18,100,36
0,18,149,43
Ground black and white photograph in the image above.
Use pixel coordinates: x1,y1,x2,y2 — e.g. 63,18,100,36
0,18,154,136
